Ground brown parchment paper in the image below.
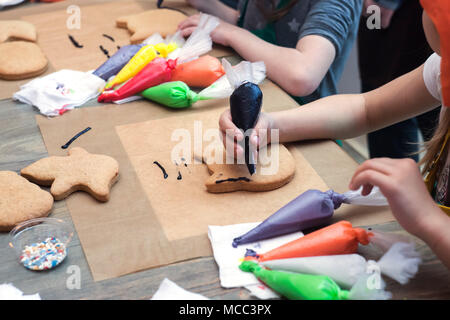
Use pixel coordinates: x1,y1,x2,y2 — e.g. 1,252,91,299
35,80,393,281
0,0,232,100
115,108,328,242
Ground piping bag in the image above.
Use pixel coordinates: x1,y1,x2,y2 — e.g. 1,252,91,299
261,241,422,289
98,14,219,102
232,186,388,248
139,60,266,108
244,220,407,262
103,42,177,89
93,32,185,81
171,54,225,87
93,44,143,81
239,260,391,300
225,59,263,175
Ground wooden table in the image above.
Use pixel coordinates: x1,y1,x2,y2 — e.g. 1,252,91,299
0,1,449,301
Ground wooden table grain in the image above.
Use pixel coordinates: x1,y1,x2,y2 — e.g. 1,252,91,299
0,1,449,301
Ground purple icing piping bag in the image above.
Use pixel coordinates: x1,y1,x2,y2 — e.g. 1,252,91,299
93,44,143,81
232,187,388,248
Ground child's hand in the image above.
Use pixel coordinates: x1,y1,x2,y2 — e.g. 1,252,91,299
348,158,440,238
178,14,235,46
218,109,275,159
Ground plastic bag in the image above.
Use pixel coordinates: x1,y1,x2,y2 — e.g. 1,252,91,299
261,242,421,288
232,187,388,247
239,260,391,300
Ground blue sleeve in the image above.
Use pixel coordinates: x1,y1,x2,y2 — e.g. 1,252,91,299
298,0,363,57
375,0,404,11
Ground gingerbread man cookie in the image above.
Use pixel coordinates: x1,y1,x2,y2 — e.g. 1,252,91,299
21,147,119,202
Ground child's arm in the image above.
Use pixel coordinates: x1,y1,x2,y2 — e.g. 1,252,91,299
349,157,450,270
219,64,441,157
185,0,239,24
178,16,335,97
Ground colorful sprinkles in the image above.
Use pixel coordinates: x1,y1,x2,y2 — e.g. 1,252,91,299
19,237,67,271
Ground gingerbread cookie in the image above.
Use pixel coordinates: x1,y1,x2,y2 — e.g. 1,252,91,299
0,41,48,80
21,147,119,202
116,9,186,44
203,143,296,193
0,20,37,43
0,171,53,232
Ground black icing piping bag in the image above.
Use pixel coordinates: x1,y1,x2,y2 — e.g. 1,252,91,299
224,59,264,175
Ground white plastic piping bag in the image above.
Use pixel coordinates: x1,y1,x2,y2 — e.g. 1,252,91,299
168,13,219,64
198,59,266,100
261,242,421,289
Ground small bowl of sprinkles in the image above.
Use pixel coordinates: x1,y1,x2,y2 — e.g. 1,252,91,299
9,218,74,271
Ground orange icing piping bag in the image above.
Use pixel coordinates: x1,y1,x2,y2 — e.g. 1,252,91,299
171,55,225,88
245,221,373,262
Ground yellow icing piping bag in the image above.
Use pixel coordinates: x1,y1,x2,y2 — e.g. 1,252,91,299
105,42,177,89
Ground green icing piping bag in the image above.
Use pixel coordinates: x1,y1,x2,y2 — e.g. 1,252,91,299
141,81,207,108
139,60,267,109
239,260,391,300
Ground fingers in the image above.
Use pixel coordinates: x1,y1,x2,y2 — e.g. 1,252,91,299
349,158,395,186
349,158,399,193
349,169,393,196
219,110,243,141
179,27,196,38
178,14,200,31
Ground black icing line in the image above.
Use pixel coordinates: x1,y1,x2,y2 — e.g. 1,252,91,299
102,34,115,42
68,35,83,48
215,177,251,184
61,127,92,149
153,161,168,179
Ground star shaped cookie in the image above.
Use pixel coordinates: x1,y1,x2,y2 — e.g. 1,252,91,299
21,147,119,202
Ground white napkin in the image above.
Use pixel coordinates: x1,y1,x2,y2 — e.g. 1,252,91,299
151,278,209,300
13,69,105,117
208,222,304,299
0,283,40,300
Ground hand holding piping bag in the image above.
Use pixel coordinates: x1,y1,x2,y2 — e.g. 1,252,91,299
244,220,411,262
239,260,391,300
261,241,422,289
224,59,263,175
98,14,219,103
140,60,266,109
232,186,388,248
